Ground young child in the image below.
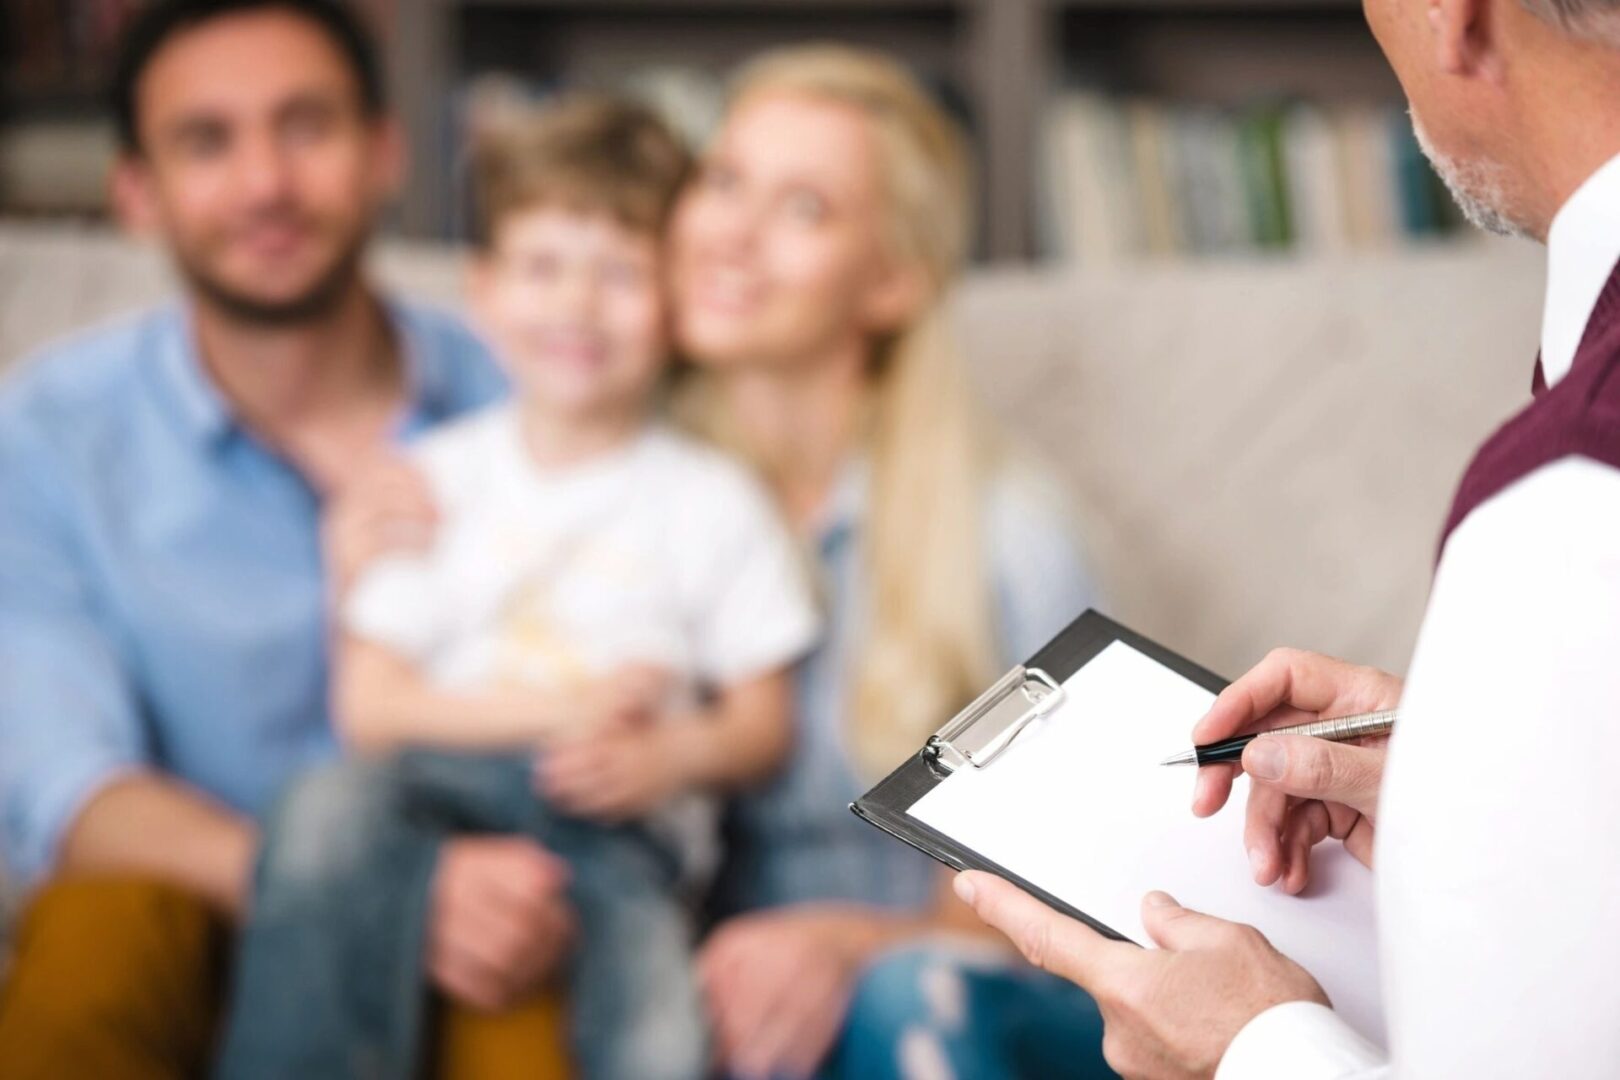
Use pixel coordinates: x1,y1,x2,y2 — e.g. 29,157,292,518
336,100,819,1078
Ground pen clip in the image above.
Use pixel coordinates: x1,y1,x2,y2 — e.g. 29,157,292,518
925,666,1064,776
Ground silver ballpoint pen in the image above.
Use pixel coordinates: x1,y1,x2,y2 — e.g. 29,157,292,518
1159,709,1398,767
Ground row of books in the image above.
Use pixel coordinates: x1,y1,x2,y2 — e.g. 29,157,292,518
1039,93,1466,263
2,1,140,216
6,0,143,98
0,0,404,218
4,0,397,101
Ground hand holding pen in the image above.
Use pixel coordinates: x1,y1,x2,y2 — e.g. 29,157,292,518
1184,648,1404,894
1161,709,1397,767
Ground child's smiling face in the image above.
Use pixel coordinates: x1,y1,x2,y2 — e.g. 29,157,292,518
472,205,667,422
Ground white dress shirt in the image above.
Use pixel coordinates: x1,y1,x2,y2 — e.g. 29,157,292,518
1217,152,1620,1079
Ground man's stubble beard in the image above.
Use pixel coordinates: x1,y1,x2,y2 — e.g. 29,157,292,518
1409,109,1532,240
175,215,372,328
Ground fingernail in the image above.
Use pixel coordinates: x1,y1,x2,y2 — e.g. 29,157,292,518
953,872,977,905
1248,845,1267,878
1248,739,1286,781
1145,890,1176,908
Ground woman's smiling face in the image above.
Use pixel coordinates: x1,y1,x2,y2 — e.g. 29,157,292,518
669,91,901,370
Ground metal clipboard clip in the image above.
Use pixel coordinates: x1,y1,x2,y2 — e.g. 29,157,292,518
924,665,1065,776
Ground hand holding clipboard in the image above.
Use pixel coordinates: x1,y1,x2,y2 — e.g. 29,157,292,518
851,611,1387,1047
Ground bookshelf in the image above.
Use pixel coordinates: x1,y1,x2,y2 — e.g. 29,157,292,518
0,0,132,217
395,0,1420,260
2,0,1431,261
391,0,999,246
1039,1,1451,260
0,0,401,219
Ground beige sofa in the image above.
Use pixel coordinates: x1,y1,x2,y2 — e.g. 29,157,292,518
0,222,1543,674
0,223,1542,919
0,219,1547,936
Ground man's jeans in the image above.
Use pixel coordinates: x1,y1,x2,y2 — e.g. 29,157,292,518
214,751,706,1080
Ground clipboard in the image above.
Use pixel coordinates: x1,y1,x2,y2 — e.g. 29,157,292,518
849,608,1385,1045
850,609,1227,942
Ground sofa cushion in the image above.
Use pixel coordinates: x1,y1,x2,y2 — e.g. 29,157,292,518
0,225,1540,677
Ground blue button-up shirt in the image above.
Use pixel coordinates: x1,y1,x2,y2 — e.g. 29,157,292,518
0,302,505,884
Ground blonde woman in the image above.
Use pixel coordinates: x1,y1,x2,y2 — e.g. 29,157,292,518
674,46,1112,1079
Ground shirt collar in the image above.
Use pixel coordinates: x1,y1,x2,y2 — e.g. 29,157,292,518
388,301,464,436
152,305,233,445
151,296,448,449
808,457,869,556
1541,150,1620,389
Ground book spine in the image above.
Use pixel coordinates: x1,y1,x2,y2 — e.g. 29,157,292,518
1040,90,1475,260
1237,104,1293,251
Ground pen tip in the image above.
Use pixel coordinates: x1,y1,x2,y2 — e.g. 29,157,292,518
1159,750,1196,767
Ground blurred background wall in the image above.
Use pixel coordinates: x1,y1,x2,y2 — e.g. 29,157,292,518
0,0,1545,678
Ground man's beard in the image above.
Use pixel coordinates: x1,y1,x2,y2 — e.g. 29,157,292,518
175,224,369,328
1410,110,1529,240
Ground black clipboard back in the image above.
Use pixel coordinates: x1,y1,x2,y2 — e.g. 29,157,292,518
850,609,1227,942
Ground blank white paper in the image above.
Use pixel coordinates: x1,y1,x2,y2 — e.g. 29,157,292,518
909,640,1384,1046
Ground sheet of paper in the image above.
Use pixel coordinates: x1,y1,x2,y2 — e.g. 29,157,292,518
909,640,1384,1046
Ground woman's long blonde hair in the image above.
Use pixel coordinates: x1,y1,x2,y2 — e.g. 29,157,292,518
685,44,1002,779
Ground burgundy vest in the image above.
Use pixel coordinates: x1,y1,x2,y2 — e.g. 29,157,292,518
1438,260,1620,556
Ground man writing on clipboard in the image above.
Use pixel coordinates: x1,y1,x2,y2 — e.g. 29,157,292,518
953,0,1620,1074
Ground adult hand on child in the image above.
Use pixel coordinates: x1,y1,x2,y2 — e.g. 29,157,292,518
1193,648,1400,890
428,835,577,1011
569,662,672,733
320,452,438,601
535,720,685,822
532,663,677,820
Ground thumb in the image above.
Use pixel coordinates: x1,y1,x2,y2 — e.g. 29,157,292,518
954,871,1126,988
1139,891,1242,951
1243,734,1382,815
508,838,572,889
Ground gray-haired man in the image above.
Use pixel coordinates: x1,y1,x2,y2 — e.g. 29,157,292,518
953,0,1620,1074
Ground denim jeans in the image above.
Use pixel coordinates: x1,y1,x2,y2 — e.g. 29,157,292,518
820,942,1114,1080
214,750,706,1080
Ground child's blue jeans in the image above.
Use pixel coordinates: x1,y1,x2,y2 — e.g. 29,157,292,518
214,750,705,1080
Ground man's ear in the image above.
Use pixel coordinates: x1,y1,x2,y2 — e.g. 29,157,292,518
859,257,931,336
1431,0,1504,80
110,154,161,238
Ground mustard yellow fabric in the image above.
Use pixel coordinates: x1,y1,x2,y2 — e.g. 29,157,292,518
0,878,569,1079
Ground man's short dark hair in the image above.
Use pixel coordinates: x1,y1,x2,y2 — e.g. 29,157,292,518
111,0,387,154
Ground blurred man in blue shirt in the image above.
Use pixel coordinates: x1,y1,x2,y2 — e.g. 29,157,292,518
0,2,574,1076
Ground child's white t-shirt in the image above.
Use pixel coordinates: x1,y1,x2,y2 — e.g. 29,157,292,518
344,404,820,879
